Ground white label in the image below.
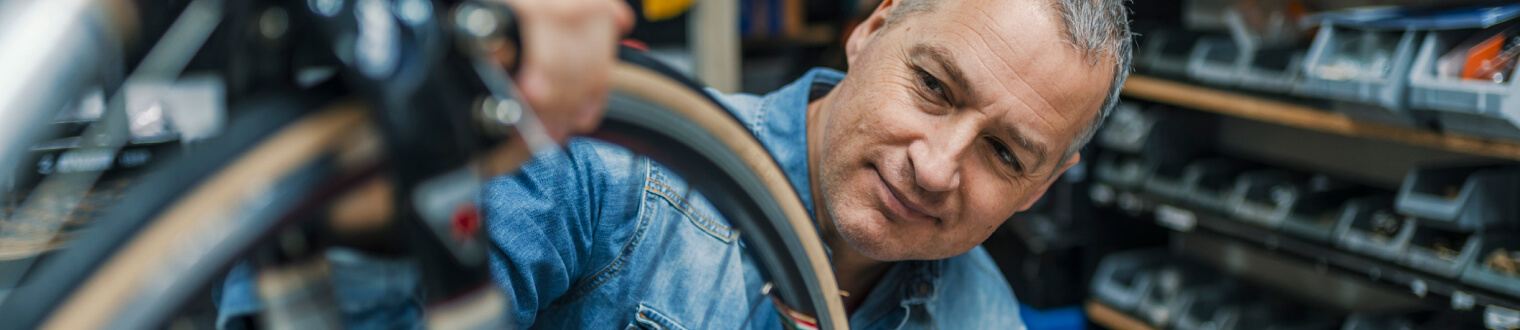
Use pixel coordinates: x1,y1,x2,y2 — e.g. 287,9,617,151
1091,184,1115,205
1411,279,1428,298
1118,192,1142,213
1453,291,1475,310
1156,205,1196,232
1485,305,1520,329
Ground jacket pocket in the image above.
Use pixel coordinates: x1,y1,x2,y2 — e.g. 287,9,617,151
626,303,689,330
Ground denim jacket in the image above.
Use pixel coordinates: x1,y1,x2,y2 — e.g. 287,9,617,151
218,68,1025,330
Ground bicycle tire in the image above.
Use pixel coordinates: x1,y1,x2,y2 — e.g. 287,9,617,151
592,63,847,329
0,89,357,329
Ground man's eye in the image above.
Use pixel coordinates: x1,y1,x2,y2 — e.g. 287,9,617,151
916,69,948,102
986,137,1024,172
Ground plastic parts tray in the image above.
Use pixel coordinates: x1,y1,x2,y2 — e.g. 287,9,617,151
1090,249,1170,311
1142,157,1194,202
1336,195,1416,262
1172,288,1256,330
1297,24,1424,122
1395,165,1520,231
1181,159,1258,214
1459,233,1520,297
1095,152,1152,190
1139,29,1205,77
1281,188,1364,244
1240,48,1307,94
1401,222,1482,278
1135,263,1230,328
1187,36,1247,87
1228,170,1309,229
1096,102,1155,154
1407,30,1520,140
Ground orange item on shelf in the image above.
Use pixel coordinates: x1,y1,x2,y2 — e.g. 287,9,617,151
1462,33,1508,81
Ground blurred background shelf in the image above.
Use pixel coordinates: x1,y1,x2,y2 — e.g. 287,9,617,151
1122,75,1520,162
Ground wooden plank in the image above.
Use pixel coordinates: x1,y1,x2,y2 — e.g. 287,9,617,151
1121,75,1520,161
1085,300,1156,330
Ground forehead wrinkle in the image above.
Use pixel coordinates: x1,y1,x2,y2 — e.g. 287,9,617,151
938,15,1067,168
979,21,1086,146
934,1,1091,166
943,9,1069,122
965,4,1085,119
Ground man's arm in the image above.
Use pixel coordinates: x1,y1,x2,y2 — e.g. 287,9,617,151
480,138,647,328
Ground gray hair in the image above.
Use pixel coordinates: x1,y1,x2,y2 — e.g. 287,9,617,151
885,0,1133,166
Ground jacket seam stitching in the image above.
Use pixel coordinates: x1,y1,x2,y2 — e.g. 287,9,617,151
643,178,735,242
754,95,770,134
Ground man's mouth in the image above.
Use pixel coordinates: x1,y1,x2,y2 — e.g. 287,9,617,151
873,165,938,224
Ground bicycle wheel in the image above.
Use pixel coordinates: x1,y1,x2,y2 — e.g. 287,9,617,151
5,60,847,329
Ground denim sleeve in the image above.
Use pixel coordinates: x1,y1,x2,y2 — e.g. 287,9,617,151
480,138,646,329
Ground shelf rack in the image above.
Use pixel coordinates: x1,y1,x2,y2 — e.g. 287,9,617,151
1120,75,1520,162
1093,182,1520,313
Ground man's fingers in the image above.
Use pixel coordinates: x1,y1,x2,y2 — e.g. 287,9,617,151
497,0,626,143
609,0,636,34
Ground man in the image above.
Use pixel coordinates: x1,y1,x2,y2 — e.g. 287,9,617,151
219,0,1131,328
483,0,1129,328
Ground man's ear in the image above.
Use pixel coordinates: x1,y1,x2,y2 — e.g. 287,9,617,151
1016,152,1082,212
845,0,898,66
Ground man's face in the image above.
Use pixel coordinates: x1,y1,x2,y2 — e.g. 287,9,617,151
814,0,1113,261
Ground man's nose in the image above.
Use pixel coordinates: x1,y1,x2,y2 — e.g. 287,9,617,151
907,120,979,192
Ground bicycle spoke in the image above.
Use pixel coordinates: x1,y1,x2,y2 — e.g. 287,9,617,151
740,281,774,329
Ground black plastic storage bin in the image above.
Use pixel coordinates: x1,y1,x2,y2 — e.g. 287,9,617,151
1336,195,1416,262
1395,165,1520,231
1407,26,1520,140
1401,222,1482,278
1095,152,1152,190
1138,29,1206,77
1143,158,1194,203
1459,233,1520,297
1135,262,1230,328
1172,289,1257,330
1090,249,1171,312
1240,48,1307,94
1297,23,1424,125
1187,36,1246,87
1097,102,1154,154
1281,188,1365,244
1228,170,1311,229
1182,159,1258,214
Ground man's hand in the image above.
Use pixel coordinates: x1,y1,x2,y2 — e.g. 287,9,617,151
500,0,634,142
